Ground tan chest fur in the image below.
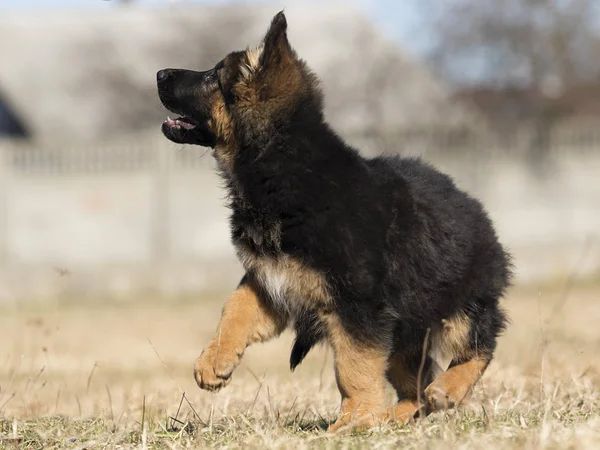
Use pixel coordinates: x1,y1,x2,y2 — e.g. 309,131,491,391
236,246,331,316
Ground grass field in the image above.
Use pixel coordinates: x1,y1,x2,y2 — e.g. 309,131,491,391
0,282,599,449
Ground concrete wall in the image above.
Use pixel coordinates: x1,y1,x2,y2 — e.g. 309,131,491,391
433,151,600,282
0,139,599,302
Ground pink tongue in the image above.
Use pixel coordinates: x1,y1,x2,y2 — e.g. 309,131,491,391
166,117,196,130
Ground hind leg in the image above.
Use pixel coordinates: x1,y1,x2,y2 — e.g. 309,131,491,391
424,356,489,411
382,351,429,425
424,304,506,412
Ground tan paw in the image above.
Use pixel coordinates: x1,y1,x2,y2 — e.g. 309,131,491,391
193,344,241,392
327,414,377,433
424,359,487,412
382,400,420,425
424,379,469,412
326,419,344,434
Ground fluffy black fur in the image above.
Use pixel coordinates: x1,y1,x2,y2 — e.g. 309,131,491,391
232,125,511,367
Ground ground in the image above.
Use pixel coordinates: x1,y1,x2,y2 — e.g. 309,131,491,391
0,282,599,449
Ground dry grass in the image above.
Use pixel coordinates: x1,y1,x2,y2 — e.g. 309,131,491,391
0,282,599,449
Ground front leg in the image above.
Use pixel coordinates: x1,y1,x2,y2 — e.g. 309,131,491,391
194,276,286,391
325,314,389,432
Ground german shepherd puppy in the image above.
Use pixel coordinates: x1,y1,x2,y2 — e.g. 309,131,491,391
157,12,511,432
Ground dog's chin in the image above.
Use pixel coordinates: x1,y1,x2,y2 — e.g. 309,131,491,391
161,117,216,147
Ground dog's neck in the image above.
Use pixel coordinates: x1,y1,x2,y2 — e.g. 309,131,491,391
224,120,364,217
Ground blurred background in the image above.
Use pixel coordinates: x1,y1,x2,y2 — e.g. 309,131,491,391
0,3,599,445
0,0,599,302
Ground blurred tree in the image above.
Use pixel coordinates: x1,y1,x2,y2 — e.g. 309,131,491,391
424,0,600,160
425,0,600,90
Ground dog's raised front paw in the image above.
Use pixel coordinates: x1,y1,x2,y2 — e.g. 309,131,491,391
194,344,241,392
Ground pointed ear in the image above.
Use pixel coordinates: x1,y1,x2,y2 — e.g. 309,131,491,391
261,11,293,67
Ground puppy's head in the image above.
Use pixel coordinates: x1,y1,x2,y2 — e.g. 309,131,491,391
157,12,322,155
156,66,220,147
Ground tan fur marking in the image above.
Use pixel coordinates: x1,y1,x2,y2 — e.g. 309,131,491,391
429,312,472,376
209,94,236,172
237,247,331,313
233,40,303,112
324,314,389,432
232,79,260,111
424,357,489,411
194,277,286,391
210,95,233,142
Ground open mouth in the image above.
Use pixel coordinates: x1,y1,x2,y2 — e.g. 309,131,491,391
160,112,216,147
163,115,197,130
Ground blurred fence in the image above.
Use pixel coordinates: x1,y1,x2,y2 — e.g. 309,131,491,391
0,127,599,302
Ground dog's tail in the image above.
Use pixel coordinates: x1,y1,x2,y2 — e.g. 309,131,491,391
290,310,325,371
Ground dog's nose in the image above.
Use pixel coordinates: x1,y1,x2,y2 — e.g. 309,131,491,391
157,69,173,83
